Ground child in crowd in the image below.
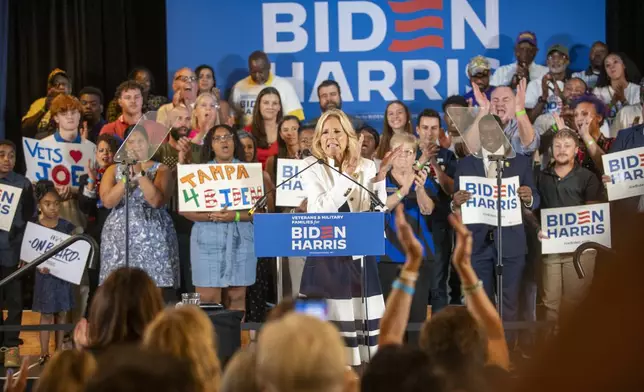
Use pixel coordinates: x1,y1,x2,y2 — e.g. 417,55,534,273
31,180,77,362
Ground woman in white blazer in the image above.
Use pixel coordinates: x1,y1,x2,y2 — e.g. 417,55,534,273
300,109,390,366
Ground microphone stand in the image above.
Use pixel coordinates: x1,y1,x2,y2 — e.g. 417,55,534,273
488,154,506,318
119,158,138,268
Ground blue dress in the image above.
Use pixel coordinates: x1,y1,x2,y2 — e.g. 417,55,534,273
32,219,76,314
100,163,179,287
190,159,257,288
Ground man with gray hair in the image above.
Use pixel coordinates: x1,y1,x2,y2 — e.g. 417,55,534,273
156,67,198,126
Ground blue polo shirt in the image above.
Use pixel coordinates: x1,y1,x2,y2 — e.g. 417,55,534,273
379,171,437,263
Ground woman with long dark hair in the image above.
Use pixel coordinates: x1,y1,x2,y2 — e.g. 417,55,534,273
375,101,414,161
265,115,301,185
593,52,641,121
182,125,257,312
245,87,284,168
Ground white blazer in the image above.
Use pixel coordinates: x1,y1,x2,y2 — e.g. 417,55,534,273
301,156,387,213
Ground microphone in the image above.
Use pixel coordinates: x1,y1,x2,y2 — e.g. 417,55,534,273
248,157,321,216
316,158,386,211
301,148,312,158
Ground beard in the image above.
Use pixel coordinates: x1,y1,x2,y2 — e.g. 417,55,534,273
170,126,190,141
321,99,342,112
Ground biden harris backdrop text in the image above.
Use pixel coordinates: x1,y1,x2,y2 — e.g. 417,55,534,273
166,0,605,127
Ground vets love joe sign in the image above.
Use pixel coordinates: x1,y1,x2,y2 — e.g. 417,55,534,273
23,138,96,189
541,203,611,254
459,176,522,226
177,163,264,212
602,147,644,201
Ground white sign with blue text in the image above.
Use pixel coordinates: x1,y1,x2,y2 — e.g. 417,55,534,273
22,137,96,190
459,176,522,227
602,147,644,201
541,203,611,254
0,184,23,232
20,222,90,285
276,159,306,207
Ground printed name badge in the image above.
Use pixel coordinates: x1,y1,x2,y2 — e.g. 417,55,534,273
0,184,23,232
602,146,644,201
22,137,96,189
541,203,611,254
177,163,265,212
19,222,91,285
253,212,385,257
276,159,307,207
459,176,522,227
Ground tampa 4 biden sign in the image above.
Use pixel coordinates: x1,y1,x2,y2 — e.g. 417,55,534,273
166,0,604,121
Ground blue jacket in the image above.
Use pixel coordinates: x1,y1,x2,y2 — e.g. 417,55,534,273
0,172,36,266
454,154,540,258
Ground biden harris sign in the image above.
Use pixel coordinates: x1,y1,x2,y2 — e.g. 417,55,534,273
540,203,611,254
166,0,605,125
253,212,385,257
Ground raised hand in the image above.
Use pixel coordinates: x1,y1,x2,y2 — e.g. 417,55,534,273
552,112,567,131
448,213,473,270
472,83,490,114
4,359,29,392
414,167,428,190
452,190,472,208
379,146,402,173
515,77,527,113
395,204,423,271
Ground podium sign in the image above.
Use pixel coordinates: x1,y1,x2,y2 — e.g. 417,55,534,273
254,212,385,257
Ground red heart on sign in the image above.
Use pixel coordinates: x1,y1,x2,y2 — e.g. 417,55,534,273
69,150,83,163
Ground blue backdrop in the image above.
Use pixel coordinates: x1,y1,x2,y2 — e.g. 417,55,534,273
166,0,605,129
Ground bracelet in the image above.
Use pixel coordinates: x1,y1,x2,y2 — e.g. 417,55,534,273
395,190,404,200
392,279,415,296
121,176,126,184
516,109,527,117
234,211,241,222
87,178,95,184
399,270,418,283
586,139,595,147
461,280,483,296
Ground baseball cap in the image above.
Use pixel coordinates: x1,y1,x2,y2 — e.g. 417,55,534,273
467,56,491,76
47,68,68,86
516,31,537,47
547,44,569,58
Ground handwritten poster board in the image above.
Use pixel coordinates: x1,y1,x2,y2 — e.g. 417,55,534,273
20,222,90,285
276,159,306,207
459,176,522,227
177,163,264,212
22,137,96,189
0,184,23,232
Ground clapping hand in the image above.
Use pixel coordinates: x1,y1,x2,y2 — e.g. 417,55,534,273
518,186,533,204
395,204,423,271
414,167,428,191
473,83,490,114
515,77,528,114
175,136,193,164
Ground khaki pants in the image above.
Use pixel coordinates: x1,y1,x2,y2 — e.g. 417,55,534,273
542,251,596,322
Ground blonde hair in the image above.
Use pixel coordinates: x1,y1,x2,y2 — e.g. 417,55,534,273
311,109,361,172
143,306,221,392
257,313,346,392
221,349,259,392
34,350,97,392
389,133,418,151
192,92,219,130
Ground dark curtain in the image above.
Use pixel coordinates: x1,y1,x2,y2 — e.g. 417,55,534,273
5,0,168,171
0,0,8,140
606,0,644,73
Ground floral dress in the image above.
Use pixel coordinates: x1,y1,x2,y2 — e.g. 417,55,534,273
100,163,179,287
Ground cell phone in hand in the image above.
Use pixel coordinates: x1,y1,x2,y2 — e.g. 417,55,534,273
295,298,328,320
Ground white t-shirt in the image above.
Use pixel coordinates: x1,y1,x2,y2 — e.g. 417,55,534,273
230,73,304,126
592,83,641,106
571,69,600,89
490,62,549,87
525,78,565,112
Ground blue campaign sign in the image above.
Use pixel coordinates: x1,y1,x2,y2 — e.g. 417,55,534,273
253,212,385,257
166,0,605,128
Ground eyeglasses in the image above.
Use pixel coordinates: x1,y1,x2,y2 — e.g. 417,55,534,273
175,75,198,83
399,149,416,157
213,134,233,143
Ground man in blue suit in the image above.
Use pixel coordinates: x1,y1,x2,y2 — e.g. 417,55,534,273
452,114,540,326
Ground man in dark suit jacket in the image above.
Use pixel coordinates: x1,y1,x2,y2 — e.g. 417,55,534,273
452,115,540,326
